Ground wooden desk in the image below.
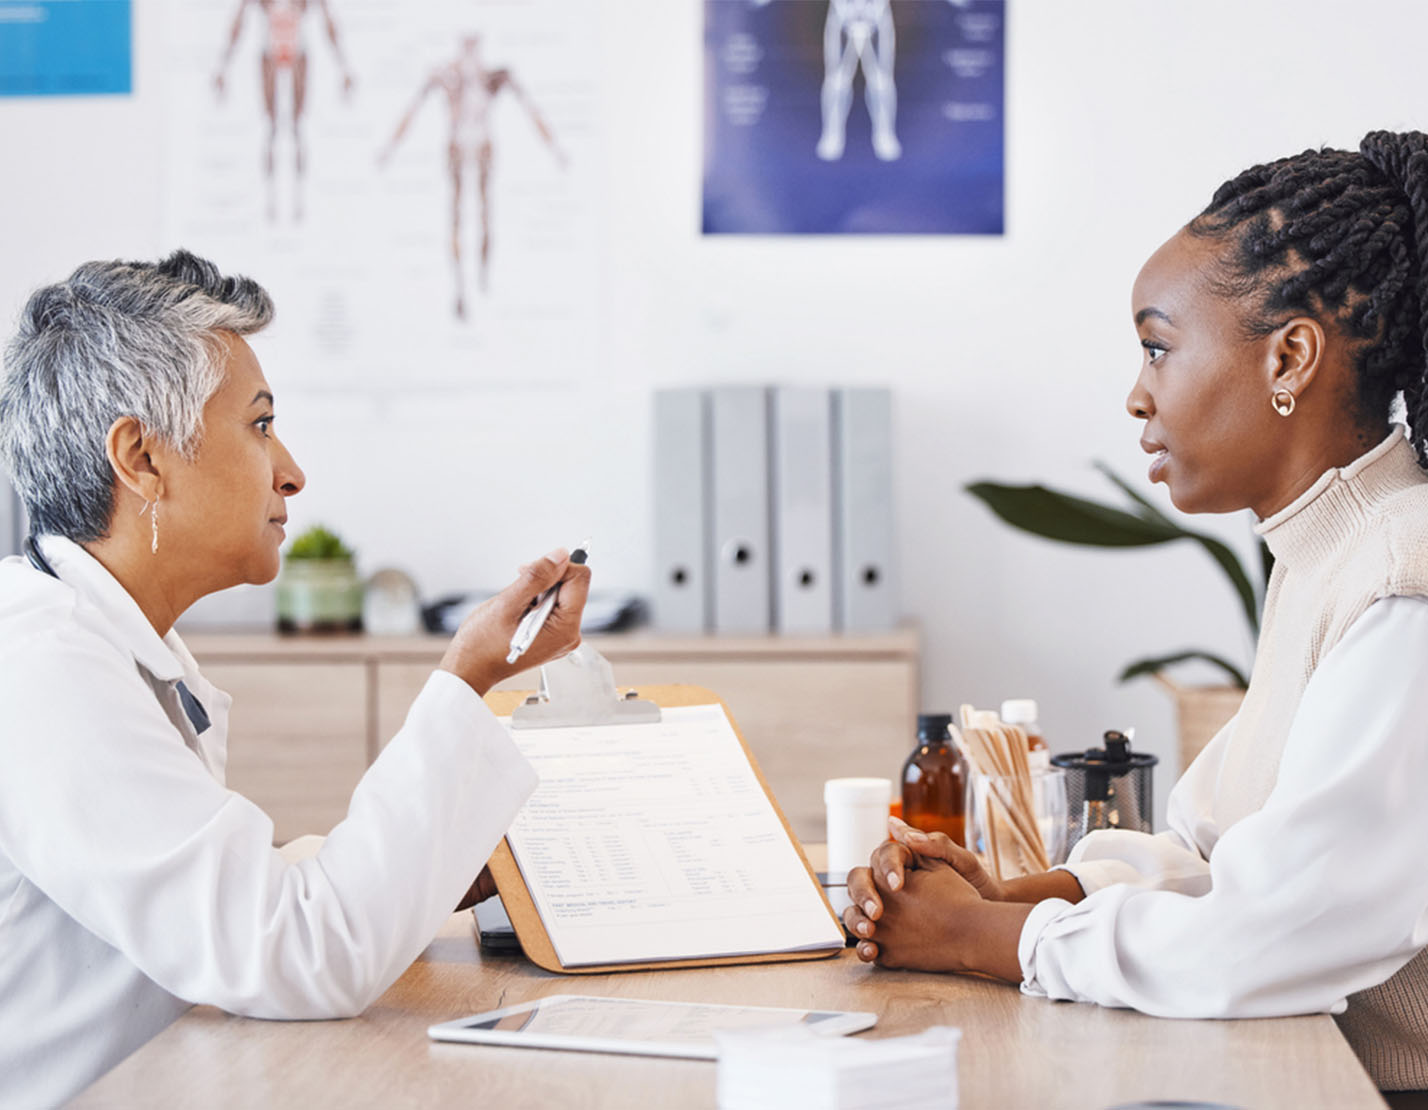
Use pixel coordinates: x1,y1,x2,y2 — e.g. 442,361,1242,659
74,914,1386,1108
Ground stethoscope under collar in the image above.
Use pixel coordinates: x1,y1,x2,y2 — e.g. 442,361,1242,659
23,535,57,579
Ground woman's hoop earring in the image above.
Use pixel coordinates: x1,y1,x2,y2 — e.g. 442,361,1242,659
1272,389,1297,417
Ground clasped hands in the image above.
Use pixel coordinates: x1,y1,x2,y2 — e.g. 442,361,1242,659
841,817,1046,983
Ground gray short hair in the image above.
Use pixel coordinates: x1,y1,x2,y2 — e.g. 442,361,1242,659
0,250,274,542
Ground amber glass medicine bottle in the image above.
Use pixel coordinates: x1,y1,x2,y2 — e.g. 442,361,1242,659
901,713,967,846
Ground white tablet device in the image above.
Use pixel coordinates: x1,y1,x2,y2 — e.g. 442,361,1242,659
427,994,877,1060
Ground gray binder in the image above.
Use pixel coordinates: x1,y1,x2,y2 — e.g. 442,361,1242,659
833,388,896,631
710,386,772,633
771,387,834,634
652,389,710,632
0,473,22,557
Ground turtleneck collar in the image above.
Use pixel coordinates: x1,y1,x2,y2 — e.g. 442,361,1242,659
1255,426,1427,566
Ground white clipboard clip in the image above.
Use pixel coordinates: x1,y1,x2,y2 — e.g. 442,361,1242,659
510,643,661,730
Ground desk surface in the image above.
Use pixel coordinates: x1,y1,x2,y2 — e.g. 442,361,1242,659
76,914,1386,1109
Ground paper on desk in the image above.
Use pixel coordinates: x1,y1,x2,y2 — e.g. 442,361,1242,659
716,1024,961,1110
502,704,844,967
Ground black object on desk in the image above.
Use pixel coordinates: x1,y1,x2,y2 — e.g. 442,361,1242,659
424,591,648,636
473,896,520,953
1053,730,1158,852
816,871,858,947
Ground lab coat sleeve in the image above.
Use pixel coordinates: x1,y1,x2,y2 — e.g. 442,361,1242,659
0,624,537,1019
1057,709,1237,898
1018,596,1428,1018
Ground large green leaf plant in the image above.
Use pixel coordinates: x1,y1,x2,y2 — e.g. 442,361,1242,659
966,464,1271,689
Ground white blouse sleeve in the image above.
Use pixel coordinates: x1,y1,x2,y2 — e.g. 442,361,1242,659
1019,595,1428,1018
0,623,537,1019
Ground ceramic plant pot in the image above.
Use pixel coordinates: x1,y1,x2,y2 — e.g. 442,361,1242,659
275,557,363,634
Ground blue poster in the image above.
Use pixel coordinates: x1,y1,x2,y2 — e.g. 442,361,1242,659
0,0,132,96
703,0,1004,235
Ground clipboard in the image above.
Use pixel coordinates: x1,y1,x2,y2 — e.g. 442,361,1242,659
484,648,845,975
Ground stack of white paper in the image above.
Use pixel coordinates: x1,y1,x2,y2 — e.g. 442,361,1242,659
715,1024,960,1110
503,704,846,968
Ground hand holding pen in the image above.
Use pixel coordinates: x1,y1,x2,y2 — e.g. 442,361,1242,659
507,540,590,663
438,542,592,697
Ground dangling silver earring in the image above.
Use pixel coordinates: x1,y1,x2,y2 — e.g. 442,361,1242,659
1272,389,1297,417
150,499,159,555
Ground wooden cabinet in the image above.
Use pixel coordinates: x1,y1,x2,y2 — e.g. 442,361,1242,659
204,662,370,845
185,630,920,843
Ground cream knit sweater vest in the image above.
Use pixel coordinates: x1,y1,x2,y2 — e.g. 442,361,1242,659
1211,428,1428,1089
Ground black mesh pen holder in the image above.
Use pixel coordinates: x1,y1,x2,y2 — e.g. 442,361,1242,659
1051,731,1157,855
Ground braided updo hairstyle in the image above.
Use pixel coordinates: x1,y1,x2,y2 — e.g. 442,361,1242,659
1186,130,1428,467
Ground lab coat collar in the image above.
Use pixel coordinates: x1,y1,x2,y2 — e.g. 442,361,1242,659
34,535,188,685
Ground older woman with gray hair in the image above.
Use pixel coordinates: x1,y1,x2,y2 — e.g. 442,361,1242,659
0,250,589,1107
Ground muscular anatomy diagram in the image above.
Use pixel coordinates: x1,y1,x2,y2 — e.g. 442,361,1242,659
756,0,970,162
378,35,566,321
213,0,355,222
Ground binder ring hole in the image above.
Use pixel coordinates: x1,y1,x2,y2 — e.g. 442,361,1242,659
861,565,880,586
671,567,688,586
798,569,815,588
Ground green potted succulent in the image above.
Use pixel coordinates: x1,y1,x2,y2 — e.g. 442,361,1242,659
275,524,363,634
966,465,1271,766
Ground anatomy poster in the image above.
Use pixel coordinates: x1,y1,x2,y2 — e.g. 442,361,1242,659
703,0,1005,235
161,0,600,389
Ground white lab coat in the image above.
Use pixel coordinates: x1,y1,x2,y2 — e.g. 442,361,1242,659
1019,596,1428,1019
0,537,538,1108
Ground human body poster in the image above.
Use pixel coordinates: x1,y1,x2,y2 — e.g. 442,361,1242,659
161,0,600,390
703,0,1005,235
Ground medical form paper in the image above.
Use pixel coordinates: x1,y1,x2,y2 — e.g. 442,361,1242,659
501,704,845,967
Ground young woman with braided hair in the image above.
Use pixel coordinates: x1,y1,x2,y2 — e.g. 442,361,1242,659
845,129,1428,1098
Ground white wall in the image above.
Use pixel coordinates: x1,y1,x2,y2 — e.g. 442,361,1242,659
3,0,1424,824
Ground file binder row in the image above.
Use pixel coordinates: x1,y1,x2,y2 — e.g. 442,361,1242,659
653,386,896,634
0,481,21,558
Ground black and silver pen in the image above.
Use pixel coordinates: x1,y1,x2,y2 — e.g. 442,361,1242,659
505,540,590,664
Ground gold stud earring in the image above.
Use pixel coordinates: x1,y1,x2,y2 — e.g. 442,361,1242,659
1272,389,1297,417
